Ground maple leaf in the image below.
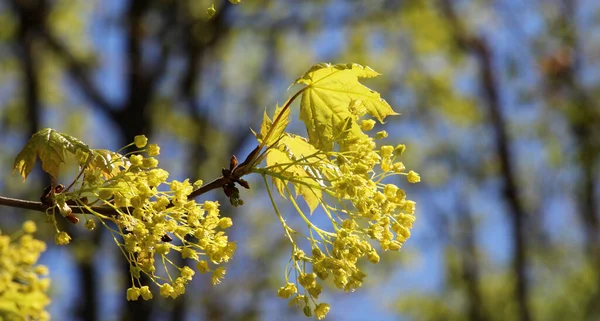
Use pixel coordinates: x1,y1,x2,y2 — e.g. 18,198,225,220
90,149,131,178
257,106,290,147
254,103,291,148
13,128,90,180
265,137,323,213
295,63,398,150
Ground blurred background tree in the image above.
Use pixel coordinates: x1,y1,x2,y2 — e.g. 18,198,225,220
0,0,598,320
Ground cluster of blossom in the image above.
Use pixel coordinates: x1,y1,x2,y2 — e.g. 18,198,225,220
265,124,419,319
53,136,235,300
0,221,51,321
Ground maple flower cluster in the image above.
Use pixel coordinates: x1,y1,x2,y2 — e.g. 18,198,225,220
255,63,420,319
263,132,418,319
0,221,51,321
56,136,235,300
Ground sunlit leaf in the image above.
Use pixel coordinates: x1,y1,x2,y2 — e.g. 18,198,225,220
90,149,130,178
256,104,290,147
13,128,90,180
266,147,321,213
279,134,321,161
295,63,398,150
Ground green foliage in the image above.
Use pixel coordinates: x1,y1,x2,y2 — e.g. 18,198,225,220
294,63,398,151
10,63,418,320
256,104,291,147
13,128,90,181
265,134,322,212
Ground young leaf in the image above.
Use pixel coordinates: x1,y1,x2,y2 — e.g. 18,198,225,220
279,135,322,161
90,149,131,178
294,63,398,150
256,104,291,147
265,147,321,213
13,128,90,180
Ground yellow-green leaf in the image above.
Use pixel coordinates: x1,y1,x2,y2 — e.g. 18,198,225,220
279,135,322,161
90,149,130,178
13,128,90,180
295,63,398,150
265,147,321,213
266,149,294,196
256,104,290,147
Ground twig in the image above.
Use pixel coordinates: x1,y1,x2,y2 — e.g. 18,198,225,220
0,174,238,217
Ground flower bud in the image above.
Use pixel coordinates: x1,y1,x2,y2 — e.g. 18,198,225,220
148,144,160,156
361,119,376,131
134,135,148,148
140,286,153,300
127,287,141,301
23,220,37,234
277,283,297,299
85,219,96,231
314,303,331,320
407,170,420,183
376,130,388,139
55,232,71,246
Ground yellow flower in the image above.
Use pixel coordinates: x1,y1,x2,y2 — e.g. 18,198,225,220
126,287,141,301
148,144,160,156
142,157,159,168
55,232,71,246
197,261,210,273
277,283,297,299
407,170,420,183
160,284,174,298
394,144,406,156
134,135,148,148
85,219,96,231
367,250,380,264
212,266,226,285
376,130,388,139
361,119,376,131
181,266,195,280
314,303,331,320
218,217,233,229
380,145,394,158
140,286,152,300
34,265,50,276
298,273,317,288
22,220,37,234
130,154,143,166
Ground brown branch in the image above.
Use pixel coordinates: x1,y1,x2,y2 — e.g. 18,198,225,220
0,173,236,216
439,2,532,321
14,2,42,138
548,2,600,317
456,195,486,321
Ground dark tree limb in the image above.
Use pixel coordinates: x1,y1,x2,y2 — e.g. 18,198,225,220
10,2,101,321
41,31,117,117
11,0,47,138
549,1,600,317
456,194,486,321
439,2,532,321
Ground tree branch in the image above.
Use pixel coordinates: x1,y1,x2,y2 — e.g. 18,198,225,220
439,2,532,321
40,30,117,117
0,174,237,217
456,194,486,321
